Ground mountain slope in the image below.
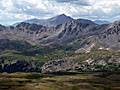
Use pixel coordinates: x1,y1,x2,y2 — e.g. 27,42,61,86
40,19,97,45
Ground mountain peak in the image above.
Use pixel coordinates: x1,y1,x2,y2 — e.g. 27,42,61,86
59,14,66,16
57,14,68,18
50,14,72,20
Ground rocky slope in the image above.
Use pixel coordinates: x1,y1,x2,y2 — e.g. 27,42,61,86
42,57,120,73
39,19,120,52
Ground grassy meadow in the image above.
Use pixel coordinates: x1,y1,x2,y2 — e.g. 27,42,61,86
0,72,119,90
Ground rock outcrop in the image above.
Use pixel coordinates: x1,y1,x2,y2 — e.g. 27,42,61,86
42,57,120,73
41,59,78,73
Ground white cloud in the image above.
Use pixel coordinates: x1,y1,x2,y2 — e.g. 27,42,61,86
0,0,120,25
54,0,96,6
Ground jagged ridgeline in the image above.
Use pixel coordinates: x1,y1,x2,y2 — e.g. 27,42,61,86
0,14,120,73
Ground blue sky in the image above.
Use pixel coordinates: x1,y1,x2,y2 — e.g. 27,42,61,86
0,0,120,25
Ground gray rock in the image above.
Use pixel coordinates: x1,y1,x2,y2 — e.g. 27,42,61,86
41,57,120,73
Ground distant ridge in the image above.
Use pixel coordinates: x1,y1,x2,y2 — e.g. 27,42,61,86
14,14,100,27
24,14,73,27
94,20,110,25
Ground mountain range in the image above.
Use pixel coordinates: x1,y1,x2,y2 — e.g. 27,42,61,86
9,14,120,51
0,14,120,52
0,14,120,73
0,14,120,53
14,14,73,27
14,14,109,27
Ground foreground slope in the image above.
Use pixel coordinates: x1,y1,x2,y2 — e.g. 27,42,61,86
0,73,119,90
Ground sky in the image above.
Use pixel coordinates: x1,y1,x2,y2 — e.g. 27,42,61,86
0,0,120,25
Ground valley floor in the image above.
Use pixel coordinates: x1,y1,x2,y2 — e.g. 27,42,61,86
0,72,119,90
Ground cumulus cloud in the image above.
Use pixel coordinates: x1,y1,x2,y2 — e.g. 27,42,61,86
0,0,120,25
